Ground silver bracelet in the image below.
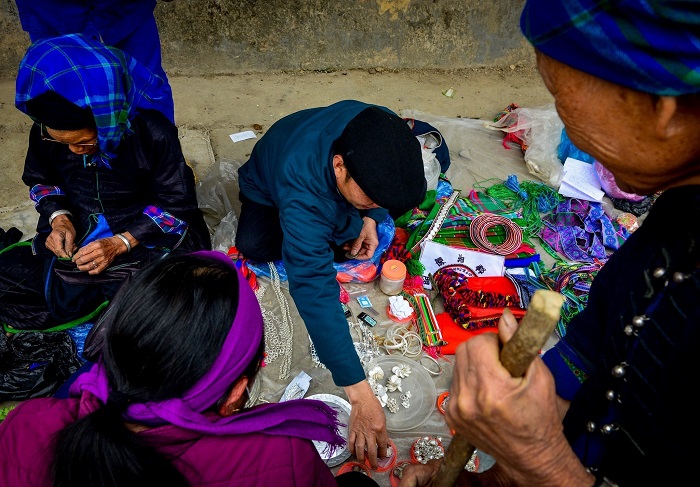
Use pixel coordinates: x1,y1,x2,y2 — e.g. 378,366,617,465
48,209,72,226
419,354,443,376
115,233,131,253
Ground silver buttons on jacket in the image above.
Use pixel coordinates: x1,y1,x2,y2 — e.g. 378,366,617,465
652,267,666,279
673,271,689,283
631,315,646,327
611,363,627,378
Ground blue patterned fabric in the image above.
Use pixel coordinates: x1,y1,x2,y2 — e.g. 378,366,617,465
521,0,700,95
15,34,174,169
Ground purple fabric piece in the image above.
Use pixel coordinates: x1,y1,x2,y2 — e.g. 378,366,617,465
70,250,345,451
540,199,629,262
0,395,340,486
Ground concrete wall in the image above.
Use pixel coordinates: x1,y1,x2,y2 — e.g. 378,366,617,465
0,0,534,79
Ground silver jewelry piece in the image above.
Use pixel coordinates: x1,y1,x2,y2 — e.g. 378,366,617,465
412,436,444,464
420,354,442,376
387,397,400,413
386,375,402,392
392,364,412,378
115,233,131,253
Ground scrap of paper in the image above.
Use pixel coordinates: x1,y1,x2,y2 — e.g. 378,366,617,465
229,130,257,143
559,157,604,202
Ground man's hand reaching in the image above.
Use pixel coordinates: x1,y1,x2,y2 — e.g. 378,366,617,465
344,216,378,260
345,379,388,468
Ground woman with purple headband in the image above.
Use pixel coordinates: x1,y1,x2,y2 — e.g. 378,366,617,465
0,251,378,486
402,0,700,486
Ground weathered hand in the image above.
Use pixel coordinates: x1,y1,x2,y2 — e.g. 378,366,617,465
345,380,388,468
71,235,128,275
345,217,378,260
399,459,441,487
445,309,592,486
45,214,77,258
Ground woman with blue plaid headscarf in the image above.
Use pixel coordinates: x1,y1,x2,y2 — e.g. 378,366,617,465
0,34,210,336
402,1,700,486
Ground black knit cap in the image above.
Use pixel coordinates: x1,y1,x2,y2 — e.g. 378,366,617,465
23,91,95,130
335,107,426,213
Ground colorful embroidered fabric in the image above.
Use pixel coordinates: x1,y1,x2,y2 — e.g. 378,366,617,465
29,184,64,205
379,227,412,266
399,177,537,267
533,261,602,338
227,246,259,292
540,199,630,263
432,265,526,331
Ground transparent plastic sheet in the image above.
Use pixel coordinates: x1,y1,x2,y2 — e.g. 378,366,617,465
246,215,395,283
195,159,240,252
484,104,565,188
398,110,541,193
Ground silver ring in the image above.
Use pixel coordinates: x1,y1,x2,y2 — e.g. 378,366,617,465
420,354,443,376
93,261,98,269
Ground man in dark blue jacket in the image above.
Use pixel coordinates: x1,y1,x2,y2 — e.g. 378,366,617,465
236,100,425,468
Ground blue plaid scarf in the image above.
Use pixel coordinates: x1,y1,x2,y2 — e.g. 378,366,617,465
15,33,174,169
521,0,700,96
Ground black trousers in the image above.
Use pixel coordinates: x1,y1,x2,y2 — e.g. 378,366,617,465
235,192,285,262
236,192,351,263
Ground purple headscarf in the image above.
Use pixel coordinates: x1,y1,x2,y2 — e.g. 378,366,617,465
70,250,345,451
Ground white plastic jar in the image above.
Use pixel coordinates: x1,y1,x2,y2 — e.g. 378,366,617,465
380,260,407,296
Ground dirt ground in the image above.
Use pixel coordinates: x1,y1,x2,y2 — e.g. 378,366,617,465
0,65,553,214
0,66,556,486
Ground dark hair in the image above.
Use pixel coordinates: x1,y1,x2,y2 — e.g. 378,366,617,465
24,91,96,130
51,253,256,487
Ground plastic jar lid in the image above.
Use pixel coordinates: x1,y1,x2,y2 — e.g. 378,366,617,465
382,260,406,281
365,438,397,472
437,391,450,415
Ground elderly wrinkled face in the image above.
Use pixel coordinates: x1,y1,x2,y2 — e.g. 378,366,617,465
535,50,699,196
333,155,380,210
43,126,99,156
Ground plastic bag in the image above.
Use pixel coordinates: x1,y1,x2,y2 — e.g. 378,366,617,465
487,104,565,187
246,215,395,283
558,128,595,164
398,109,550,193
196,159,240,252
0,331,81,401
593,160,645,202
